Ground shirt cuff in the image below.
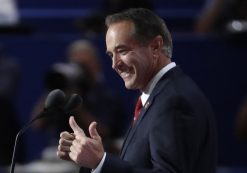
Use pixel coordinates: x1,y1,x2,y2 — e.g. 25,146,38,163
91,152,106,173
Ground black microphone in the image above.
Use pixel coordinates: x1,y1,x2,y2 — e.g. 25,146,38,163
64,93,82,113
10,89,66,173
35,89,66,120
45,89,66,110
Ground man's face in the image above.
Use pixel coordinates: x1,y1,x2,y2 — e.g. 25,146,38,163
106,21,157,90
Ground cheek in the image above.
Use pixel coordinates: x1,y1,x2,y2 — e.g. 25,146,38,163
123,51,153,74
128,51,149,66
119,54,135,68
136,55,153,72
136,56,155,82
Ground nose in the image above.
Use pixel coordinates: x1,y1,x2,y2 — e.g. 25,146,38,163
112,54,121,70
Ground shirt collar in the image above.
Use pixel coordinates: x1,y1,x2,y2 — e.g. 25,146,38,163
140,62,176,105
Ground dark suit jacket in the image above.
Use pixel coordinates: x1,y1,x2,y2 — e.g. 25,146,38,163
80,66,217,173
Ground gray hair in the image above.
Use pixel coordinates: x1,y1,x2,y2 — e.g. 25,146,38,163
105,8,173,58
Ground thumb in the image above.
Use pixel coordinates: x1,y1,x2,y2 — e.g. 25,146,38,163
89,122,101,140
69,116,85,136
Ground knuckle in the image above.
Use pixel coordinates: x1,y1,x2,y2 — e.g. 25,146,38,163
81,139,89,147
59,138,63,144
72,139,77,146
61,139,68,145
70,145,73,151
57,151,65,158
60,131,67,137
69,152,73,160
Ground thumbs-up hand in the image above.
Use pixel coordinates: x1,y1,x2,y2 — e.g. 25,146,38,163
59,116,104,169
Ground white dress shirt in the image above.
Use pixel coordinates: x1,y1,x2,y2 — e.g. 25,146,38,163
141,62,176,105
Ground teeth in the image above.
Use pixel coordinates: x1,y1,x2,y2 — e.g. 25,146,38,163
118,67,131,78
121,72,129,78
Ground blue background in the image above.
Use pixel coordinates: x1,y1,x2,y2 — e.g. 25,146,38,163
0,0,247,170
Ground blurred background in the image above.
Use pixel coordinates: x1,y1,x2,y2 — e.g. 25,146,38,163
0,0,247,173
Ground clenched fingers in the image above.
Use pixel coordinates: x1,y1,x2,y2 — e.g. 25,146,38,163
60,131,75,140
57,131,75,161
57,150,70,161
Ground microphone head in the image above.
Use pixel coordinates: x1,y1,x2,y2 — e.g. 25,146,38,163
64,93,82,112
44,89,66,109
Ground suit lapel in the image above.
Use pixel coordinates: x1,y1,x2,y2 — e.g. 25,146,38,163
120,95,154,159
120,66,183,159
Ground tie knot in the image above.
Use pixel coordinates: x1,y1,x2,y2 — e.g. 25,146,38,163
134,96,142,122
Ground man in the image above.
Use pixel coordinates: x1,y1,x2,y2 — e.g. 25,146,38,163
57,8,217,173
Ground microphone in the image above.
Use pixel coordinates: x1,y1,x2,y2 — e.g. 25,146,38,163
9,89,82,173
34,88,66,120
64,93,82,113
45,89,66,110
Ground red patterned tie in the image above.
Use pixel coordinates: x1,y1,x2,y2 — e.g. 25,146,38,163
133,96,142,125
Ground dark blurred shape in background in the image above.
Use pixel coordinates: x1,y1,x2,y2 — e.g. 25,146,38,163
195,0,247,36
0,43,25,166
75,0,153,37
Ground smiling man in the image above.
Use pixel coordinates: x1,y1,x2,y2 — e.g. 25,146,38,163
57,8,217,173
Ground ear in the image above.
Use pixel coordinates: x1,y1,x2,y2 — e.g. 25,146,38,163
150,35,163,58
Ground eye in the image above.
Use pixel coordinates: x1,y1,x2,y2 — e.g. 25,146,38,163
118,49,128,55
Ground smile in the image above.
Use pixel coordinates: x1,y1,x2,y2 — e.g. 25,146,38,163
120,71,131,78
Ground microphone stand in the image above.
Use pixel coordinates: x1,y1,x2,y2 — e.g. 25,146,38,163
9,92,81,173
9,116,42,173
9,108,63,173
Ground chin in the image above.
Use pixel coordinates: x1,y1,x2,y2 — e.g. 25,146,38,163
123,76,139,89
124,82,138,90
124,84,132,90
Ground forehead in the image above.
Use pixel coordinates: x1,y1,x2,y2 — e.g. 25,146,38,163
106,21,137,48
106,21,134,40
